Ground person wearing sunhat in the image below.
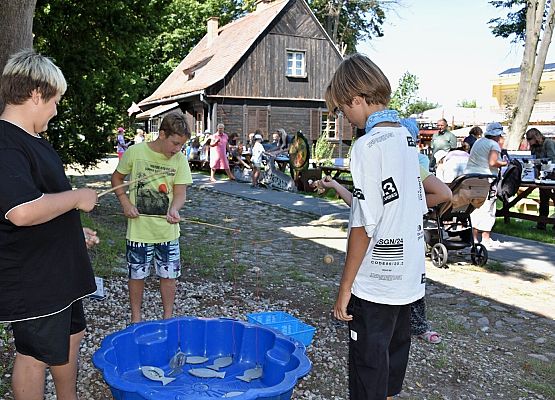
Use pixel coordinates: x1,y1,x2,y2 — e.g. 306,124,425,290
464,122,509,248
250,133,265,187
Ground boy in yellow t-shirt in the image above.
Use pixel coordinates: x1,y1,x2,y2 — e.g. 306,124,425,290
111,112,192,323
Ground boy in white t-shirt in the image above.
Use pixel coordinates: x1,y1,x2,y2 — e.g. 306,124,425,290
325,53,428,400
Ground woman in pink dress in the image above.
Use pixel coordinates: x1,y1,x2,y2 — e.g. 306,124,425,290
209,123,236,182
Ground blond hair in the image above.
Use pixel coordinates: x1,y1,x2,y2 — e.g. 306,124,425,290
1,49,67,106
325,53,391,113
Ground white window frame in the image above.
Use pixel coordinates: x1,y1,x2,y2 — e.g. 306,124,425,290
322,111,337,140
286,49,306,78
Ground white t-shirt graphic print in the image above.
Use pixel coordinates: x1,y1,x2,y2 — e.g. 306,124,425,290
349,126,427,305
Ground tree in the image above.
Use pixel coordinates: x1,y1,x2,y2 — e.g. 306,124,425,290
308,0,394,54
490,0,555,149
389,72,420,117
31,0,243,168
406,100,439,116
458,99,477,108
0,0,38,113
32,0,170,168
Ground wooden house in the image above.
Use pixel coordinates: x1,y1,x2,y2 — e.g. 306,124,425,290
136,0,353,156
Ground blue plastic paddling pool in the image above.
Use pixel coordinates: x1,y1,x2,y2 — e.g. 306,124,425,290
93,317,312,399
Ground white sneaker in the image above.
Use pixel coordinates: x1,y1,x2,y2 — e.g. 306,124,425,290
481,239,500,249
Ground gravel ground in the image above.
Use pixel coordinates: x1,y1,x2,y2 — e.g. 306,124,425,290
1,176,554,399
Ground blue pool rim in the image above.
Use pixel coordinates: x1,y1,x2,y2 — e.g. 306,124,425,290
92,317,312,400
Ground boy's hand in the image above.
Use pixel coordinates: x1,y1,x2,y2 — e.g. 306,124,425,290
333,288,353,321
166,209,181,224
83,227,100,248
76,188,98,212
122,203,140,219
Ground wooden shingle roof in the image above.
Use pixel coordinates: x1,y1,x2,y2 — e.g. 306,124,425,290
139,0,290,106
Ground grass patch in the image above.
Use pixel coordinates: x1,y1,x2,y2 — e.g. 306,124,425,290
494,216,555,245
313,285,333,305
438,317,468,334
481,260,507,272
432,354,449,369
520,359,555,397
286,267,311,282
81,213,127,277
225,263,248,281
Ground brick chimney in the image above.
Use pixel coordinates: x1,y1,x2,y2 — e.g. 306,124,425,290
206,17,219,48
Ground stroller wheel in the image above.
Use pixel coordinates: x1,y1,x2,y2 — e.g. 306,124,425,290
471,244,488,266
431,243,448,268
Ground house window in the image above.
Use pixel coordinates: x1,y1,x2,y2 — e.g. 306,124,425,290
195,112,204,134
286,50,306,77
149,117,160,140
321,112,337,140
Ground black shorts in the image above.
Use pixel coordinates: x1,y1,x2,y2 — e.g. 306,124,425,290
347,295,411,400
11,300,86,365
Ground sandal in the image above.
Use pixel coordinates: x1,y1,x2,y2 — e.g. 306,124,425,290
418,331,442,344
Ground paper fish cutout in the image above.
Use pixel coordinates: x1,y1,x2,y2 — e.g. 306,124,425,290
188,368,226,379
186,356,209,364
141,366,176,386
207,356,233,371
236,365,263,382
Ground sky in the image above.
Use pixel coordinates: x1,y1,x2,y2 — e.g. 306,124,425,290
356,0,555,108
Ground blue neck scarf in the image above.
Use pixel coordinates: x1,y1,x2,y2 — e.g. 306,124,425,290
365,109,401,134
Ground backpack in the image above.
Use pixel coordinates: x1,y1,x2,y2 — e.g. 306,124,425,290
497,159,523,204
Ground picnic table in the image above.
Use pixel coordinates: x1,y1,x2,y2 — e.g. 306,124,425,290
496,181,555,225
319,165,352,187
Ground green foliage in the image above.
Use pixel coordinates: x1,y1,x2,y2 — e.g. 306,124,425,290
34,0,169,168
308,0,388,54
406,99,439,116
489,0,527,43
33,0,244,168
458,99,477,108
390,71,419,117
314,132,335,161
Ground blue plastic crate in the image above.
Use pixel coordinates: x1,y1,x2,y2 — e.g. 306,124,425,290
247,311,298,325
247,312,316,347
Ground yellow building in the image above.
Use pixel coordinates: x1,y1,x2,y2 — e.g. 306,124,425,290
492,63,555,122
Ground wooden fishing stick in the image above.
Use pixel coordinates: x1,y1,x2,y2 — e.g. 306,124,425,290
116,213,240,233
253,236,346,245
97,172,165,198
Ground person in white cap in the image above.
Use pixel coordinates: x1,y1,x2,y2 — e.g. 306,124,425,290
250,133,265,187
464,122,509,248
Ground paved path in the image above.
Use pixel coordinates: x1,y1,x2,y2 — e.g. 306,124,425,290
195,173,555,273
66,157,554,275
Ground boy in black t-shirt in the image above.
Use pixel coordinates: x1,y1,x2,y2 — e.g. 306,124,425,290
0,49,99,399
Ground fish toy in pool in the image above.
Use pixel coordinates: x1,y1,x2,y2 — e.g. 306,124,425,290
141,366,176,386
186,356,209,364
188,368,226,379
236,365,263,382
207,356,233,371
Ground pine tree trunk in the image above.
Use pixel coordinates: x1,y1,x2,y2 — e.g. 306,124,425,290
0,0,37,72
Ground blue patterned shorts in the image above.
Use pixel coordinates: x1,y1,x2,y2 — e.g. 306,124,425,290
126,239,181,280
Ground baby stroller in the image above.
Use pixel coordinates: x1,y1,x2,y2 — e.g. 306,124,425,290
424,173,496,268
